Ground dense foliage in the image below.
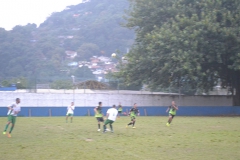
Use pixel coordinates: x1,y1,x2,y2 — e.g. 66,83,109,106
119,0,240,105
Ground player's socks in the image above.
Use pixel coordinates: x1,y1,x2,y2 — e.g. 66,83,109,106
9,126,14,133
128,122,132,125
98,124,100,129
4,124,9,131
132,121,135,127
110,124,113,131
103,125,106,132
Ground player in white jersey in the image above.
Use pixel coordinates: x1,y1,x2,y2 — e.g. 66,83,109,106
3,98,21,138
103,105,118,133
66,102,75,123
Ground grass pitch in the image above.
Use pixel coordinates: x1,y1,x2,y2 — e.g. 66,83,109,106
0,116,240,160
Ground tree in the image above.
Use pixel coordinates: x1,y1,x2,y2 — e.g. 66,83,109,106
76,43,100,60
73,66,95,80
122,0,240,105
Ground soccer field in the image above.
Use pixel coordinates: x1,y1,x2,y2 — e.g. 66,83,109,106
0,116,239,160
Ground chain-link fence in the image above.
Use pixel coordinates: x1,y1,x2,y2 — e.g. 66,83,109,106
0,76,229,95
0,76,175,94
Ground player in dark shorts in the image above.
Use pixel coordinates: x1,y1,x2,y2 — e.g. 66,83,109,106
126,103,140,129
166,101,178,126
94,102,104,131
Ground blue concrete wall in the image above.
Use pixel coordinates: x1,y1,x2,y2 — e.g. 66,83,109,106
0,106,240,117
0,86,16,91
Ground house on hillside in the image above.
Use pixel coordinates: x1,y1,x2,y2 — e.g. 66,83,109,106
104,63,115,71
89,64,100,70
98,56,111,62
68,62,78,67
90,57,100,63
73,14,80,17
65,51,77,59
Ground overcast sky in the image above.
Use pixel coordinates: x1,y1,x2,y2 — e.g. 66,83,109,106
0,0,82,30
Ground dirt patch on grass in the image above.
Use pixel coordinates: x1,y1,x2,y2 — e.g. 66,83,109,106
85,138,93,142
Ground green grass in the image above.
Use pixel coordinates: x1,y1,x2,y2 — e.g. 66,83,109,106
0,116,240,160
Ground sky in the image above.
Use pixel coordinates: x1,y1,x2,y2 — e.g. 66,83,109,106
0,0,82,30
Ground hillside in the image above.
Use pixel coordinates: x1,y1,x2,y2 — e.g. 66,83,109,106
39,0,134,58
0,0,134,84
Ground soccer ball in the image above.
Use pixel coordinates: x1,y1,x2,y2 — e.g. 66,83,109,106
111,53,116,57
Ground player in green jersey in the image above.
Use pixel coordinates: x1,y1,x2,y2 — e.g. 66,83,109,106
166,101,178,126
117,102,123,118
126,103,140,129
94,102,104,131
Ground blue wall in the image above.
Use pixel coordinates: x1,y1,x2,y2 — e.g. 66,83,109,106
0,86,16,91
0,106,240,117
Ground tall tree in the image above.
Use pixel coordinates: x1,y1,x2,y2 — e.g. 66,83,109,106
122,0,240,105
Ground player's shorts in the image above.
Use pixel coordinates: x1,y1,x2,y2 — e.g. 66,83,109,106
66,113,73,116
8,115,16,124
104,119,114,125
118,111,122,114
96,117,104,122
131,116,136,121
169,113,175,118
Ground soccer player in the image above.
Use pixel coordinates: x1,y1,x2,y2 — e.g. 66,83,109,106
117,102,123,118
103,105,118,133
126,103,140,128
3,98,21,138
94,102,104,131
166,101,179,126
66,102,75,123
